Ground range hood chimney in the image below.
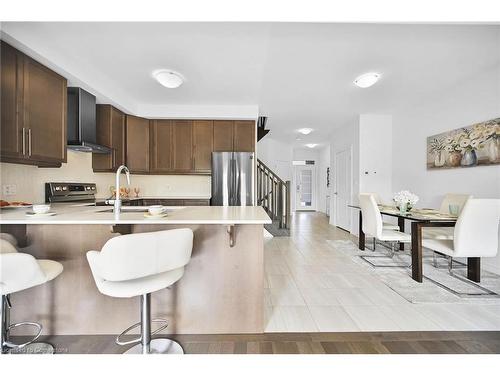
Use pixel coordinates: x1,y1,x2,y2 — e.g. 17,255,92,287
67,87,111,153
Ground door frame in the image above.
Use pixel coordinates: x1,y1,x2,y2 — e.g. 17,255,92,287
293,164,317,212
333,145,353,231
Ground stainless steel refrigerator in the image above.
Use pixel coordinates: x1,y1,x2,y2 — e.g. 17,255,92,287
211,152,255,206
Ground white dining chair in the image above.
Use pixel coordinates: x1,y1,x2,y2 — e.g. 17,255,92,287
423,193,473,242
362,192,400,250
359,193,411,256
422,199,500,282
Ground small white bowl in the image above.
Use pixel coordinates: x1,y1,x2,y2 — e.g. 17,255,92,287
32,204,51,214
148,205,165,216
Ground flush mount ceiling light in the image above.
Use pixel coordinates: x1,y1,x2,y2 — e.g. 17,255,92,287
306,143,318,148
354,72,381,88
298,128,313,135
152,69,184,88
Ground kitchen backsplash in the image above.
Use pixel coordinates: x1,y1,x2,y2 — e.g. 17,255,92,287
0,151,211,203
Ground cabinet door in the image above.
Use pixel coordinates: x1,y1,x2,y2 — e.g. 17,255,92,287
110,107,126,169
213,120,234,151
126,115,150,173
193,120,213,172
172,120,193,172
22,55,67,163
233,120,255,152
184,199,210,206
0,42,24,160
151,120,173,173
92,105,112,171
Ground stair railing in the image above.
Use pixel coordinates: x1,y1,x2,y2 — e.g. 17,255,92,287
256,158,291,229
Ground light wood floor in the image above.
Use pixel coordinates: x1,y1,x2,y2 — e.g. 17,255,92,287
14,331,500,354
265,212,500,332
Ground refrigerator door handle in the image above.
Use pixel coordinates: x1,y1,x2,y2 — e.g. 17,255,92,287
235,156,241,206
230,157,236,206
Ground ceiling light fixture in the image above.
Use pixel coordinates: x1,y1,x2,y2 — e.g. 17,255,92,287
306,144,318,148
153,69,184,88
354,72,381,88
298,128,313,135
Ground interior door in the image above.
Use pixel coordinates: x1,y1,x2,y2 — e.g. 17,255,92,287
295,165,315,211
334,148,352,231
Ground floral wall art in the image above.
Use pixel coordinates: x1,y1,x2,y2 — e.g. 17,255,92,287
427,118,500,169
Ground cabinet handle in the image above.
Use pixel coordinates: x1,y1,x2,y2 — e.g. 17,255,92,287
28,128,32,157
22,128,26,155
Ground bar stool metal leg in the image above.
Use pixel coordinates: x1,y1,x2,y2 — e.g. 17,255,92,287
122,293,184,354
1,295,55,354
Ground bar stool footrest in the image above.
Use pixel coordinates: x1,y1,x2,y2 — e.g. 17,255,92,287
4,321,43,349
116,318,169,346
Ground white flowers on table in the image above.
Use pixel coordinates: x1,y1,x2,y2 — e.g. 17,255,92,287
393,190,419,209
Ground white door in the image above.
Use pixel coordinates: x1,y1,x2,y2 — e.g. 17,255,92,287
334,148,352,231
295,165,316,211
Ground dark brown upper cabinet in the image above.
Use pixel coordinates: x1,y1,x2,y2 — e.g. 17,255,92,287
213,120,256,153
233,120,256,152
193,120,213,172
126,115,150,173
172,120,193,172
1,41,67,167
92,105,126,172
150,119,173,173
213,120,234,152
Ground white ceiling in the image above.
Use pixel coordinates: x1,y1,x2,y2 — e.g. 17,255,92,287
2,22,499,148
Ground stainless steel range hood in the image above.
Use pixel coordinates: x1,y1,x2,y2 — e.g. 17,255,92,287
67,87,111,153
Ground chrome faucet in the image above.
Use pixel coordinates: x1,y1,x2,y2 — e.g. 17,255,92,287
114,165,131,218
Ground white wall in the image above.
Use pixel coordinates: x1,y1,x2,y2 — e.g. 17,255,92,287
256,137,293,181
359,114,393,204
392,67,500,274
0,151,211,203
317,146,331,214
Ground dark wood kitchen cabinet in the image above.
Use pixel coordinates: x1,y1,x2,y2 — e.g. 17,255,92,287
0,41,22,160
92,105,126,172
172,120,193,172
213,120,255,153
233,120,255,152
1,41,67,166
150,119,173,173
193,120,213,172
213,120,234,152
126,115,150,173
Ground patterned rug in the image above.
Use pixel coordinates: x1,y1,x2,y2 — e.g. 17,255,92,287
326,239,500,304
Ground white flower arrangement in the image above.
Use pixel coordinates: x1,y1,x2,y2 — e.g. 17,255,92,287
393,190,419,208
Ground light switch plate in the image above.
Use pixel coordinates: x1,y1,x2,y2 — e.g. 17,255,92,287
2,184,17,196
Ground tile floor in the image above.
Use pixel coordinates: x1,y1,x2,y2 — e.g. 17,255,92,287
264,212,500,332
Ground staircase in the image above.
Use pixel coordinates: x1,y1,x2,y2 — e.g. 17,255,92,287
257,158,291,236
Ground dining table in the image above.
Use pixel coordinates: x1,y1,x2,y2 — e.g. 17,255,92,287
347,205,476,283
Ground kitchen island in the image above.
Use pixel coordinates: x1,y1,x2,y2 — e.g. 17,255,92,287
0,204,271,335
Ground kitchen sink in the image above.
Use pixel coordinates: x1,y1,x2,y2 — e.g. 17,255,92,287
96,206,186,213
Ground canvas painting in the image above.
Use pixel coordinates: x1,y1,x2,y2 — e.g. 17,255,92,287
427,118,500,169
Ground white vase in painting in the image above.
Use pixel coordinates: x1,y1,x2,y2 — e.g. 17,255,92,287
488,138,499,162
434,151,446,167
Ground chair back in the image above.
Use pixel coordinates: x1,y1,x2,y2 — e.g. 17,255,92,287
454,199,500,257
359,193,383,238
88,228,194,282
0,237,18,254
0,246,47,295
439,193,472,214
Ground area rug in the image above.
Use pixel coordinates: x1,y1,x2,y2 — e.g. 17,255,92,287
326,239,500,304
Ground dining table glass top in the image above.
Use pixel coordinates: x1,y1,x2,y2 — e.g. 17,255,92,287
348,204,458,222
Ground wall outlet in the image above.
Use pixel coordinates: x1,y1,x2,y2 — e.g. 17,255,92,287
2,184,17,196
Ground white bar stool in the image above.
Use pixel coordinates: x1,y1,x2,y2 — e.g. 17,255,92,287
86,228,193,354
0,238,63,354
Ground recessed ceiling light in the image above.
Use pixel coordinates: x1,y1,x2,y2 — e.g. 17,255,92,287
306,143,318,148
298,128,313,135
153,69,184,88
354,72,381,88
296,136,302,141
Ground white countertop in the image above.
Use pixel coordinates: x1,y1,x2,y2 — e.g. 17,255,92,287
0,204,272,225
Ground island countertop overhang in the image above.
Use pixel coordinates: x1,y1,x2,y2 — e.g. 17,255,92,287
0,204,272,225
